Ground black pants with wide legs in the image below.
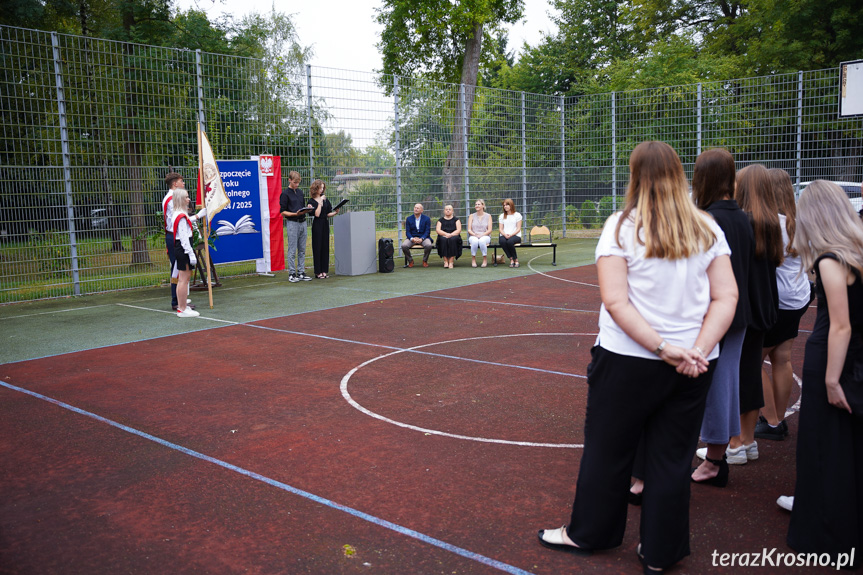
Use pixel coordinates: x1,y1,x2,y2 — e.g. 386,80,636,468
566,346,715,570
499,235,520,260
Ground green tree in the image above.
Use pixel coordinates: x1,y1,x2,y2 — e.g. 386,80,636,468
375,0,524,210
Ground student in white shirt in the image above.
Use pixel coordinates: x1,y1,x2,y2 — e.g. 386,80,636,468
537,141,737,573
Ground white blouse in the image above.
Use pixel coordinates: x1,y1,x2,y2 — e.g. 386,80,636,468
775,214,810,310
498,212,522,237
594,212,731,360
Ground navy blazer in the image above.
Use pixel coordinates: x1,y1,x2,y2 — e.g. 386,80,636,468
405,214,431,240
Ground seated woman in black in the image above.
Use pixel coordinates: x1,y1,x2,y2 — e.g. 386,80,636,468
435,204,462,269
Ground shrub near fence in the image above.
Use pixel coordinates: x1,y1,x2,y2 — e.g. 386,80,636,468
1,24,861,303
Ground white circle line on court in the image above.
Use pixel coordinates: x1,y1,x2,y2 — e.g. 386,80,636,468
525,251,600,287
341,333,589,449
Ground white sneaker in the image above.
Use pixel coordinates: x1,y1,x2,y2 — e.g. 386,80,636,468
177,308,200,318
696,442,758,465
777,495,793,511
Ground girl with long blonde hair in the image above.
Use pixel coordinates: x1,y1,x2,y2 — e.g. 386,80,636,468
539,141,737,573
785,180,863,567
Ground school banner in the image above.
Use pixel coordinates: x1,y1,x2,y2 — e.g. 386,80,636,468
205,160,264,265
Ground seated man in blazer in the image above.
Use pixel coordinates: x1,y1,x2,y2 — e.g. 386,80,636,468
401,203,432,268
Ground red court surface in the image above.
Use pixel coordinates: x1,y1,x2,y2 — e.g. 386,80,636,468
1,266,812,574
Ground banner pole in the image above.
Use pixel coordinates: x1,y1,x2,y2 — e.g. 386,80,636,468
198,123,215,309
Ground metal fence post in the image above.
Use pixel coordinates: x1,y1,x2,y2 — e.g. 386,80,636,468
560,95,565,235
195,50,206,131
306,64,315,180
611,92,617,211
461,83,469,219
521,92,527,220
51,32,81,296
796,71,803,193
697,83,703,156
394,76,402,245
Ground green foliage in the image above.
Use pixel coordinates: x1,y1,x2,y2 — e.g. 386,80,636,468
579,199,600,229
375,0,523,86
597,196,615,222
565,204,580,227
27,230,74,278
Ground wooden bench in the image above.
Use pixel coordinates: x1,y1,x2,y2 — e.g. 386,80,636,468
492,225,557,266
403,225,557,266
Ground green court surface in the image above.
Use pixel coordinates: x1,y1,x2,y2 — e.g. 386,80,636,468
0,240,597,365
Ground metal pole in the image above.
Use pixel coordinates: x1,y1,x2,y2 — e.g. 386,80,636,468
697,83,702,157
521,92,527,222
51,32,80,296
560,95,565,235
611,92,617,213
796,71,803,196
196,50,206,131
306,64,315,180
461,83,469,220
394,76,402,246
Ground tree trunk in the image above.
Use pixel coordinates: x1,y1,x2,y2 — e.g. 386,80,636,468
442,21,483,213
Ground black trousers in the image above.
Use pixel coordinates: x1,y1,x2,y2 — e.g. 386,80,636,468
566,346,715,569
311,221,329,276
499,235,520,260
165,231,177,306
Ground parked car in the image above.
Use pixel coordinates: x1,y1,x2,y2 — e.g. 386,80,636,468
90,208,132,231
796,181,861,211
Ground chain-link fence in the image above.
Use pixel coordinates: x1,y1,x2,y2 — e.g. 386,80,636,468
2,25,862,303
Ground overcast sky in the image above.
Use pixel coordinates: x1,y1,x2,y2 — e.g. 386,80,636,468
174,0,559,73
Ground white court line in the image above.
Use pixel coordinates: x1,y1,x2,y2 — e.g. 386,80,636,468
0,379,534,575
117,303,236,324
340,333,589,448
415,293,599,314
0,303,115,321
113,303,594,380
525,251,599,287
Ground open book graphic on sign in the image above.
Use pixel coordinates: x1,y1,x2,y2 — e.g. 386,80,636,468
215,215,259,236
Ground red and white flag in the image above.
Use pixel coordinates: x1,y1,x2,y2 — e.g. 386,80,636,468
198,124,230,222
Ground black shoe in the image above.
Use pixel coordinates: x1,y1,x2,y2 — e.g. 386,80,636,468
691,455,729,487
629,490,643,506
755,417,787,441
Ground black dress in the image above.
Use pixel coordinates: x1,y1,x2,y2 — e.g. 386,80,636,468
310,197,332,276
787,254,863,568
436,217,462,259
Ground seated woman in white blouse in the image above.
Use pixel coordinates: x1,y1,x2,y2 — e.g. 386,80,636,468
498,198,522,267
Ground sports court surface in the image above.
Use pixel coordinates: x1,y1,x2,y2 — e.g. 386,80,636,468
1,242,809,574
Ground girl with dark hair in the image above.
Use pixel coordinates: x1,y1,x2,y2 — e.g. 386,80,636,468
755,169,812,440
538,141,737,573
309,180,339,279
686,148,755,486
725,164,782,460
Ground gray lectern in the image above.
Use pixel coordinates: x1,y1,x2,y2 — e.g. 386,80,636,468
333,211,377,276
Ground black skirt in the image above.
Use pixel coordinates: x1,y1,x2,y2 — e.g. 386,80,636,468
174,240,194,271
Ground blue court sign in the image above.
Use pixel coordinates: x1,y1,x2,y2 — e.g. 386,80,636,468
207,160,264,265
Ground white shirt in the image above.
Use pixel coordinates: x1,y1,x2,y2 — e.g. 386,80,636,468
498,212,522,237
775,214,810,310
594,212,731,360
170,211,195,256
163,189,199,233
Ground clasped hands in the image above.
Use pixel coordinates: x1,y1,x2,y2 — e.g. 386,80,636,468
659,343,709,378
